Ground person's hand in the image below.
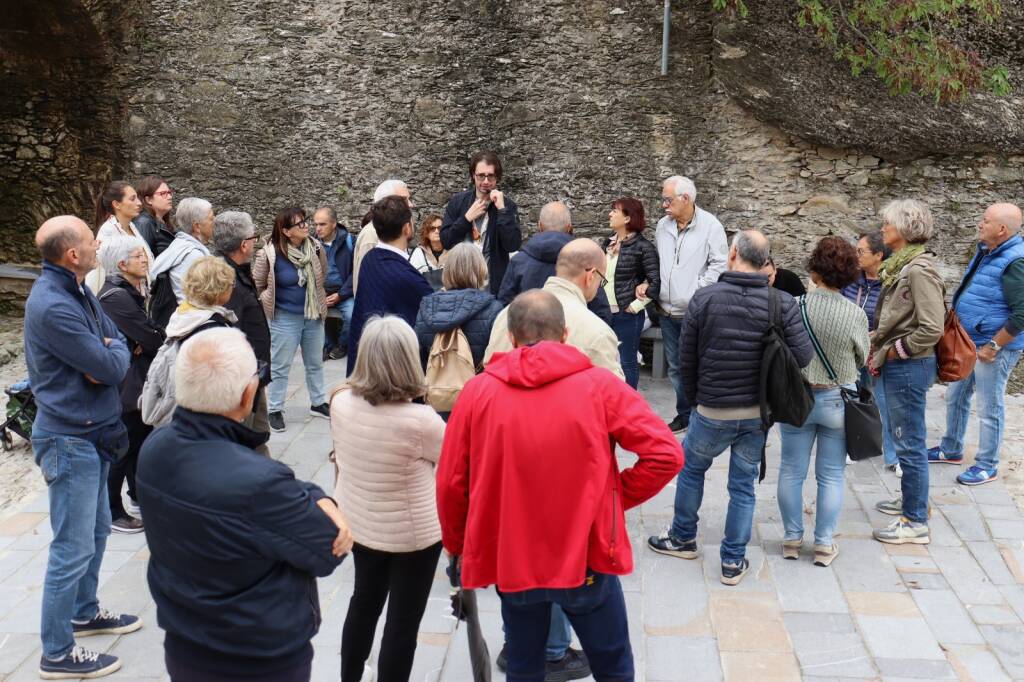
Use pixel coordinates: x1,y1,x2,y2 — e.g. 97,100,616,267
489,189,505,210
332,522,354,557
325,293,340,307
133,345,143,356
978,344,997,363
635,282,649,299
886,347,898,361
465,198,488,223
316,498,354,556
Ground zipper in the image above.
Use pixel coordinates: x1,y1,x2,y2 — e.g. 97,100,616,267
609,487,619,565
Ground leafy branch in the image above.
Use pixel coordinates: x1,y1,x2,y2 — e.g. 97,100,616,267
712,0,1011,102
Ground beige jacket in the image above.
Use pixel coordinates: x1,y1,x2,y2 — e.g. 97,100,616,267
330,389,445,553
251,242,327,321
351,223,379,295
484,276,625,379
870,251,946,369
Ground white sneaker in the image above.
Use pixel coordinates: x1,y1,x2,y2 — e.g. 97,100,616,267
885,462,903,478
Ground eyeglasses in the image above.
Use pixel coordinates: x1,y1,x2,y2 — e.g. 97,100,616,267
125,253,148,262
856,248,874,256
587,267,609,288
289,218,310,229
660,194,684,206
474,173,498,182
154,190,173,198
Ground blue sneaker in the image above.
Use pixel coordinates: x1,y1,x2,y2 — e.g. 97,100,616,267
927,446,963,464
39,645,120,679
72,608,142,637
957,465,998,486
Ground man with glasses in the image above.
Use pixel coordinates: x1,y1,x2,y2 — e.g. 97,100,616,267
214,211,272,454
654,175,728,433
441,150,523,295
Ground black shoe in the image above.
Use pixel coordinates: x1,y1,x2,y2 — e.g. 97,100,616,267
268,411,286,432
497,644,507,672
110,516,144,534
328,346,347,360
309,403,330,419
72,608,143,637
667,415,689,433
647,531,699,559
721,558,750,586
545,647,590,682
322,348,332,362
39,645,121,679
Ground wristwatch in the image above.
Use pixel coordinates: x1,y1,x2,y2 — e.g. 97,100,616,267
987,340,1002,352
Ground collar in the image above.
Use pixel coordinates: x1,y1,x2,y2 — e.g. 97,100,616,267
42,260,89,297
376,242,409,259
171,407,270,451
721,270,770,287
982,234,1022,257
543,275,587,305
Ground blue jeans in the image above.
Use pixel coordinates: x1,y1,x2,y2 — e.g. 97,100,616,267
611,311,644,389
324,297,355,351
32,428,111,660
882,357,936,524
658,315,691,421
940,348,1022,471
672,411,765,564
778,386,851,547
500,573,633,682
860,367,896,466
268,310,326,411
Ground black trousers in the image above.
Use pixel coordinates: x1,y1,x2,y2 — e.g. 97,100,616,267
165,652,311,682
108,410,150,519
340,541,443,682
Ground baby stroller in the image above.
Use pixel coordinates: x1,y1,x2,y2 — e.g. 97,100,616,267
2,379,36,451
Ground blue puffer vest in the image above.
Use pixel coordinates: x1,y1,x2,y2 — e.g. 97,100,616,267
954,234,1024,350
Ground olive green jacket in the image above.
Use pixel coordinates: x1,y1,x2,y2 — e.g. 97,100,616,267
870,251,946,369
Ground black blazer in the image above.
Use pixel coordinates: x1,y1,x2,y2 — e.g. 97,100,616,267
440,187,522,296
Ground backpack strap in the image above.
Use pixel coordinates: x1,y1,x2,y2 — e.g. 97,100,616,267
799,296,840,385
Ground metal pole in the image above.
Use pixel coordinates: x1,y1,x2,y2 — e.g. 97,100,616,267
661,0,671,75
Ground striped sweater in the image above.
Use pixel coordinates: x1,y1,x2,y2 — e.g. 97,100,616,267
799,288,870,385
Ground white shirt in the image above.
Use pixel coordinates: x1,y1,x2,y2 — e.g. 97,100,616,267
654,206,728,316
376,242,410,259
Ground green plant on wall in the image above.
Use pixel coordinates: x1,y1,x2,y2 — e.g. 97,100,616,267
712,0,1011,103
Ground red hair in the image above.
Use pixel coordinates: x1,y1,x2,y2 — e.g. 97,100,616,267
613,197,646,233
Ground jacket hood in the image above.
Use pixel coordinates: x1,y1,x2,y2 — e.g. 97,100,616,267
151,232,209,278
418,289,499,332
165,304,237,339
522,232,572,264
485,341,593,388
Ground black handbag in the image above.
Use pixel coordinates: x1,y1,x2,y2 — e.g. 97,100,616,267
799,298,883,461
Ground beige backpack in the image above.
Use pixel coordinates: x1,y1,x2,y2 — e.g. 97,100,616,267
425,328,476,412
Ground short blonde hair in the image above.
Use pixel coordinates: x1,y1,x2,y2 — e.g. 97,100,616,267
442,243,488,290
182,256,235,306
347,316,425,406
880,199,934,244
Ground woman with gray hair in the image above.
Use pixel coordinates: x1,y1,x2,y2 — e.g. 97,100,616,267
149,196,214,309
869,199,945,546
414,243,503,381
329,316,445,682
96,234,165,533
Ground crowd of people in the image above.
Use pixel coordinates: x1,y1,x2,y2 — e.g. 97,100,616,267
22,150,1024,681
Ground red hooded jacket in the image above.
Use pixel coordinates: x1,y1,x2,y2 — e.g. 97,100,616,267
436,342,683,591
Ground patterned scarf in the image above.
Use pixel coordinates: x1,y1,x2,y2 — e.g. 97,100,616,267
879,244,925,289
286,238,320,320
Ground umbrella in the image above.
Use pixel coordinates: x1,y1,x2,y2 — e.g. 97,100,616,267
448,554,492,682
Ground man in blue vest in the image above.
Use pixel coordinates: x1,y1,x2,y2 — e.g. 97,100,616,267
929,203,1024,485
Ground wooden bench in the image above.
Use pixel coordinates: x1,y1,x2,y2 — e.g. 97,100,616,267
640,326,666,379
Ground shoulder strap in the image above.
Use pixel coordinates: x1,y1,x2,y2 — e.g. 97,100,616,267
799,296,839,384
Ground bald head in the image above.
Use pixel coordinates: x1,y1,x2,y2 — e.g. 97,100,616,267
508,289,567,347
36,216,92,267
990,203,1022,233
538,201,572,233
555,238,605,302
980,203,1023,248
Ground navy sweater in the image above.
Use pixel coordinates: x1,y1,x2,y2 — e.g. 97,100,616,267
347,248,433,373
24,262,130,435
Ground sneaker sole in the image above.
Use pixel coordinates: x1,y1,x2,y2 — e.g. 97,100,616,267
813,547,839,567
782,542,801,560
957,473,998,486
928,457,964,465
876,506,903,516
40,659,121,679
647,544,699,560
269,423,286,432
109,525,144,535
308,410,330,419
873,533,930,545
74,619,143,637
544,665,592,682
720,569,748,586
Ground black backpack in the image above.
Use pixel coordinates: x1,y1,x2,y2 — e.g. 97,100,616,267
757,289,814,479
149,270,177,329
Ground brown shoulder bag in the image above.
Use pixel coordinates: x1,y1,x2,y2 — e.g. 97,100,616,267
936,309,976,382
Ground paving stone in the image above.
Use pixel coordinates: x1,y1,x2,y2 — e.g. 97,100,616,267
646,635,721,681
874,657,957,679
978,624,1024,677
978,504,1020,521
996,543,1024,583
930,545,1005,605
967,604,1021,625
767,555,847,613
846,591,919,617
945,644,1011,682
719,650,800,681
708,591,791,653
998,585,1024,621
782,612,856,635
910,589,985,644
967,540,1017,586
941,505,990,542
967,483,1016,507
925,508,965,547
0,632,39,675
643,552,708,631
788,629,875,678
831,539,904,593
855,616,944,660
988,519,1024,540
0,550,37,582
0,513,47,537
890,554,939,574
900,571,952,590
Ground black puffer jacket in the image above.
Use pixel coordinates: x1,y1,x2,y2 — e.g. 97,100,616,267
415,288,504,368
602,233,660,310
680,271,813,408
97,275,165,412
136,211,175,257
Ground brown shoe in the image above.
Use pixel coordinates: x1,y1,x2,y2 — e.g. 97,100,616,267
813,543,839,567
782,539,801,560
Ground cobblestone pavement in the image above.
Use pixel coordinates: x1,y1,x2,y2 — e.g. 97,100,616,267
2,358,1024,681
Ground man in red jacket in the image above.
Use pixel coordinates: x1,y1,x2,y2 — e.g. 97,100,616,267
437,290,683,682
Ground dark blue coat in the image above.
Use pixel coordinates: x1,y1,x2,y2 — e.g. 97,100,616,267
440,187,522,296
415,289,504,367
319,225,355,301
137,408,342,673
497,231,613,324
680,271,813,409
